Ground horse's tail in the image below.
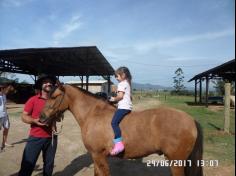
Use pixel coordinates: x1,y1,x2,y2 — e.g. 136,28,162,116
184,120,203,176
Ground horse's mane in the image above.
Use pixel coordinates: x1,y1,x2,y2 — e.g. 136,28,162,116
49,86,58,97
66,84,116,108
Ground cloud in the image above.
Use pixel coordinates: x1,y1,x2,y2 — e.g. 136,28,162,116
0,0,33,7
164,56,217,62
53,15,83,45
135,28,235,52
103,28,235,62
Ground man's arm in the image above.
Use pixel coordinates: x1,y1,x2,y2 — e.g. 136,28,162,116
21,111,45,126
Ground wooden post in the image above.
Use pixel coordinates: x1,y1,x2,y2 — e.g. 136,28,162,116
34,75,37,84
224,82,231,133
81,76,84,89
195,79,197,103
107,75,111,94
86,75,89,91
205,77,209,107
199,79,202,103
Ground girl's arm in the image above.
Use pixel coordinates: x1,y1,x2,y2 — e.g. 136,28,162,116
110,91,124,102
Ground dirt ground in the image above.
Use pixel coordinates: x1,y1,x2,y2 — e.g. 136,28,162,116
0,100,234,176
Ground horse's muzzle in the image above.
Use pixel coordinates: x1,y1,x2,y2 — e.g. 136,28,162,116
39,113,50,124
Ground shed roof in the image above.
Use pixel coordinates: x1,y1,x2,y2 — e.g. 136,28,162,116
188,59,235,82
0,46,114,77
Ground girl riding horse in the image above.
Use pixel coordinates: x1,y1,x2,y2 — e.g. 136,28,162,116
40,84,203,176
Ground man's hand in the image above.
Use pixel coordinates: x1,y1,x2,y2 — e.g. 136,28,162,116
33,118,46,126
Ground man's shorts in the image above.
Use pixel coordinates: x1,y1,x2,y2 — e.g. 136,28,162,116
0,115,10,130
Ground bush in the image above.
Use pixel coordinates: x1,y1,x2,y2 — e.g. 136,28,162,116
170,90,195,96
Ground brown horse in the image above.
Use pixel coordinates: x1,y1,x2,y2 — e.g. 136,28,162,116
40,84,203,176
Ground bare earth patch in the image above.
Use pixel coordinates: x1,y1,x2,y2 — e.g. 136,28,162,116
0,102,234,176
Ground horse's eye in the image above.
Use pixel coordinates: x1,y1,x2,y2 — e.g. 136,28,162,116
51,93,62,99
50,96,57,99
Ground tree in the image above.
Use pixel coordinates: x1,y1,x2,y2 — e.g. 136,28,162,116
212,79,235,95
0,72,19,83
173,68,185,94
211,79,225,95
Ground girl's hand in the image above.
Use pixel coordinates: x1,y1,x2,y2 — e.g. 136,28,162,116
109,97,116,102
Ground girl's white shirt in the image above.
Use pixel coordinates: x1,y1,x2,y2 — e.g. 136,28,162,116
117,80,132,110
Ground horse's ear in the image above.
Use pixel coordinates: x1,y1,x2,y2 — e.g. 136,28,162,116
56,79,65,91
59,85,65,91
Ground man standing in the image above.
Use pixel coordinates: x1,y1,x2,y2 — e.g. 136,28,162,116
18,75,58,176
0,82,14,151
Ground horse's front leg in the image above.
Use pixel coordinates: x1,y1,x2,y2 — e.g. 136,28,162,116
91,152,110,176
170,166,185,176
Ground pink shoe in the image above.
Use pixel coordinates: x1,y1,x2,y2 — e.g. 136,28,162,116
110,141,124,156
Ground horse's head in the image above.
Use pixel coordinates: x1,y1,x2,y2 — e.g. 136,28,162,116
40,85,69,125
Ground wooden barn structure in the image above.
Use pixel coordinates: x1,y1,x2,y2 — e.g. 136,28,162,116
188,59,235,133
188,59,235,105
0,46,115,93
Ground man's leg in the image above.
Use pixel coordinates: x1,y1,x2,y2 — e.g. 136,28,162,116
1,128,8,149
42,136,58,176
0,118,3,151
1,115,10,149
18,136,44,176
1,115,13,149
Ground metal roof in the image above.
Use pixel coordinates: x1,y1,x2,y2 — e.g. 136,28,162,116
0,46,114,77
188,59,235,82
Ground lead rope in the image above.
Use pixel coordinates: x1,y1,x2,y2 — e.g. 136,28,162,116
51,114,64,146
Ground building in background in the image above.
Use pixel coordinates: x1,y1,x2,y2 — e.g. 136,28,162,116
66,80,114,95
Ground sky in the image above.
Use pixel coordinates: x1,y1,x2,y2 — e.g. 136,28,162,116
0,0,235,88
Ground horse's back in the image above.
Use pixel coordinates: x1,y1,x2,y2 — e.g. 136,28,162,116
120,106,197,158
124,106,196,129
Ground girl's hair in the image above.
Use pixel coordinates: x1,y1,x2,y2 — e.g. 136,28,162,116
115,66,132,86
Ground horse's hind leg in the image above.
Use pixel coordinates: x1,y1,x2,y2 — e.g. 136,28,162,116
91,152,110,176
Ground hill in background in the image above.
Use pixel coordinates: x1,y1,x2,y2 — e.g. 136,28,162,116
132,82,195,91
132,82,173,91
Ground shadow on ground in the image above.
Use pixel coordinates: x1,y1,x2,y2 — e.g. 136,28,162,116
12,138,28,145
53,153,171,176
53,153,93,176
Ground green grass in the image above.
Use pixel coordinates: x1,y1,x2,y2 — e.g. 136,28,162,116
160,95,235,165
